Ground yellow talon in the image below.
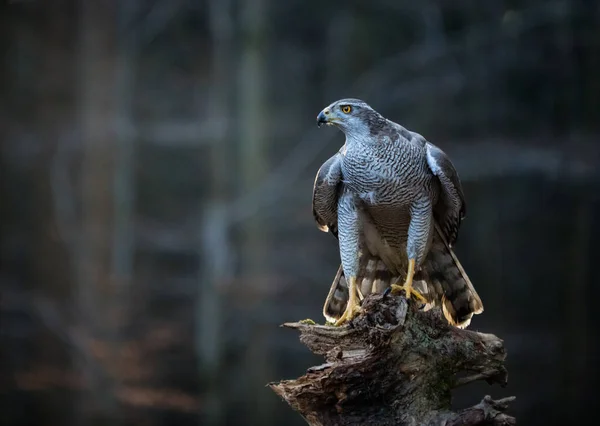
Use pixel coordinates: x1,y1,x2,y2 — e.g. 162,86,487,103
391,258,427,303
334,276,362,326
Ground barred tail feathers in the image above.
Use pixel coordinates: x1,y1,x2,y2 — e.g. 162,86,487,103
422,224,484,328
322,265,348,323
322,257,396,323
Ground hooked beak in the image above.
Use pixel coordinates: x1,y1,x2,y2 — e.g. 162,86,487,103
316,109,330,127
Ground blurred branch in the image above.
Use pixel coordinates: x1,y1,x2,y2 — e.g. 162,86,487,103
445,139,600,182
136,121,226,146
270,293,515,426
135,220,198,253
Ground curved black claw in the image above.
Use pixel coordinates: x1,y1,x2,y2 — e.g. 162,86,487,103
382,287,392,298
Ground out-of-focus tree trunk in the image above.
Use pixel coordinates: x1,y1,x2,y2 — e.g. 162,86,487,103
32,1,75,318
112,1,138,313
77,0,119,422
110,4,139,420
28,1,77,424
237,0,273,423
238,0,268,275
197,1,235,424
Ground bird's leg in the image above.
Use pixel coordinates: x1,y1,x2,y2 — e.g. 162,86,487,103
391,198,431,303
335,192,362,326
391,259,427,303
334,276,361,326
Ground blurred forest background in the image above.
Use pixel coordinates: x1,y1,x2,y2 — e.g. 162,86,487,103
1,0,599,425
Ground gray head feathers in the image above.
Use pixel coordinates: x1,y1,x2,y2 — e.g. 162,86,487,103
317,98,389,137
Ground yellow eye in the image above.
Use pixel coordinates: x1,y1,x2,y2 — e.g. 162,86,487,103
341,105,352,114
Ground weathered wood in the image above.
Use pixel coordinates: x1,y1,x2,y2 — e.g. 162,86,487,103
269,293,515,425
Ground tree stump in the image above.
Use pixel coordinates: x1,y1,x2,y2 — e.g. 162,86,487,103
269,292,515,425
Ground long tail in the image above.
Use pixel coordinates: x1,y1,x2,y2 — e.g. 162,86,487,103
322,256,396,323
420,224,484,328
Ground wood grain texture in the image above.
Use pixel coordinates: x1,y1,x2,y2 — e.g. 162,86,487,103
269,293,515,425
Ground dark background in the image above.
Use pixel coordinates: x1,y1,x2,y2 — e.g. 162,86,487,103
1,0,599,425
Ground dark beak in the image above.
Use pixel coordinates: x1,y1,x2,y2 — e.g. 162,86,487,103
317,110,328,127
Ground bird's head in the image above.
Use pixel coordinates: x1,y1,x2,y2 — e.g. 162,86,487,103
316,98,384,137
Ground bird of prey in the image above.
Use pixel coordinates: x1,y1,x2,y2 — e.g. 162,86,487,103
312,98,483,328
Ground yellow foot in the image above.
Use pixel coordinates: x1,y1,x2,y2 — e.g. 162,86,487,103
298,318,316,325
334,302,361,326
391,283,427,303
334,276,361,326
390,258,426,303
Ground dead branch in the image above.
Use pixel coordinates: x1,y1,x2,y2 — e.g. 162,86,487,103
269,293,515,425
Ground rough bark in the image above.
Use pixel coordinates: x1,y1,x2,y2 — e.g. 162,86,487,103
269,293,515,426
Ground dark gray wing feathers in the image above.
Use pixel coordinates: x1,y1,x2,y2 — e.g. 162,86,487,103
312,151,344,239
425,142,466,246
